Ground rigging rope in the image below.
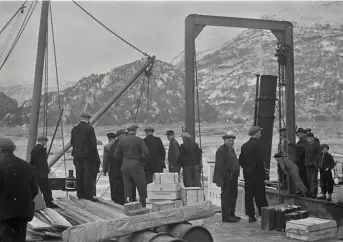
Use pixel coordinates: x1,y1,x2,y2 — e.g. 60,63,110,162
42,26,49,137
0,0,37,71
0,1,27,36
72,1,150,57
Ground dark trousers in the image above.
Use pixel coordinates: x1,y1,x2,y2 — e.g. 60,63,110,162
121,160,146,206
92,172,97,197
221,175,238,221
109,177,125,205
320,170,334,194
244,178,268,217
0,218,27,242
37,176,53,204
73,158,93,200
183,165,201,187
306,164,318,197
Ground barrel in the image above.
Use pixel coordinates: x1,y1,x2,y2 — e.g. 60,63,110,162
165,222,213,242
130,231,186,242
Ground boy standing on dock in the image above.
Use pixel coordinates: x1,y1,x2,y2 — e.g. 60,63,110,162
318,144,335,201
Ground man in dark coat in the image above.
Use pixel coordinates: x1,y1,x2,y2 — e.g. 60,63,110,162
0,138,39,242
295,128,309,192
304,128,320,144
113,124,149,207
213,133,241,223
166,130,180,174
103,132,117,201
239,126,268,223
286,132,321,198
30,136,57,208
143,126,166,184
179,132,202,187
70,112,99,201
318,144,335,201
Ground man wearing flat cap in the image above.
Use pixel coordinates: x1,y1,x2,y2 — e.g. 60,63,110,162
29,136,56,208
102,132,117,201
213,133,241,223
70,112,99,201
165,130,180,174
143,126,166,184
113,124,149,206
179,132,202,187
239,126,268,223
0,138,39,242
295,127,309,191
304,128,320,144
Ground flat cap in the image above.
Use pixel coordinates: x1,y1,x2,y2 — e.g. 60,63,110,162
37,136,48,142
165,130,174,135
80,112,92,119
306,132,314,137
304,128,311,132
222,133,236,140
116,129,127,136
181,132,191,139
0,138,16,151
248,126,263,136
106,132,116,139
274,152,286,158
127,124,138,131
296,127,305,133
144,126,155,132
321,144,329,149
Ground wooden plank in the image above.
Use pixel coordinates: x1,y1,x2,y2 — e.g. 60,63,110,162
39,208,72,229
97,198,124,211
54,200,96,223
28,216,53,230
62,200,215,242
55,208,83,225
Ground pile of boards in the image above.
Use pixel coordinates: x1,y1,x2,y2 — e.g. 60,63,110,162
26,207,72,241
261,204,338,241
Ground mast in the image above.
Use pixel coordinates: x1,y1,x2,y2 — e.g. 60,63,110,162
26,1,51,161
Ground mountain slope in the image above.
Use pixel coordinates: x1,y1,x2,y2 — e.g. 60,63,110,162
0,93,21,126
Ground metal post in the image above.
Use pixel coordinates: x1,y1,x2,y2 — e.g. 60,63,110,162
254,74,260,126
26,1,50,162
48,56,155,168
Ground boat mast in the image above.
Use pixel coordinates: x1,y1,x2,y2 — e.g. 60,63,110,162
26,1,51,161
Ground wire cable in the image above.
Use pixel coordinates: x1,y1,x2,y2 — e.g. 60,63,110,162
0,1,27,36
72,0,149,57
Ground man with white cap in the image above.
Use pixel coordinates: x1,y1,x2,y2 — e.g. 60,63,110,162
239,126,268,223
70,112,98,201
113,124,149,207
179,132,202,187
0,138,39,242
213,132,241,223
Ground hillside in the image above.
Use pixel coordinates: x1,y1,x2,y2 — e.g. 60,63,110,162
0,92,21,126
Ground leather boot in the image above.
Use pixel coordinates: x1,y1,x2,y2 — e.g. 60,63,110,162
140,198,146,208
222,209,239,223
327,193,332,202
231,212,241,220
249,216,257,223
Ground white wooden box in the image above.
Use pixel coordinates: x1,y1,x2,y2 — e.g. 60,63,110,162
147,183,181,192
147,190,181,200
286,217,337,241
181,187,205,205
153,173,179,184
151,200,183,212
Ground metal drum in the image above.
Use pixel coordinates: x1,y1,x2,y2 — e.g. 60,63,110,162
130,231,186,242
166,222,213,242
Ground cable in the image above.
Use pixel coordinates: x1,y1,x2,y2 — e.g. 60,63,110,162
235,107,255,136
72,0,149,57
0,1,27,36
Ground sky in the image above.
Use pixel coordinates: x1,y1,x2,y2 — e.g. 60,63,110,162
0,0,319,86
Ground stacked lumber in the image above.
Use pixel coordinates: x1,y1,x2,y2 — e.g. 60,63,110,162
26,207,72,241
181,187,205,225
286,217,337,241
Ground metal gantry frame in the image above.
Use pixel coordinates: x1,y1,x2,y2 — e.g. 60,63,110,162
184,14,296,194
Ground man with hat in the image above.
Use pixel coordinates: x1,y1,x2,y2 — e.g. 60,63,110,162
295,127,309,191
318,144,335,201
0,138,39,242
304,128,320,144
143,126,166,184
103,132,117,201
113,124,149,206
239,126,268,223
179,132,202,187
165,130,180,174
285,132,321,198
213,133,241,223
70,112,99,201
29,136,57,208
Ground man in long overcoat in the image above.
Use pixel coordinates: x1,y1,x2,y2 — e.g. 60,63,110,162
103,132,117,201
70,112,98,201
0,138,39,242
143,126,166,184
213,133,241,223
166,130,180,174
239,126,268,223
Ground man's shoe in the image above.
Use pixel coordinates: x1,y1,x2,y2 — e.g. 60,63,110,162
223,216,239,223
249,217,257,223
317,194,326,199
231,214,241,220
46,202,58,209
327,194,332,202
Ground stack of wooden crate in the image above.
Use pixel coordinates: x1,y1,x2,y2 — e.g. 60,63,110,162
286,217,337,241
181,187,205,225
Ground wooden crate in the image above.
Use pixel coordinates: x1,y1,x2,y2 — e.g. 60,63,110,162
275,204,301,231
181,187,205,205
285,210,309,223
152,200,183,212
261,205,278,230
147,190,181,200
147,183,181,192
153,173,179,184
286,227,337,241
124,202,142,215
